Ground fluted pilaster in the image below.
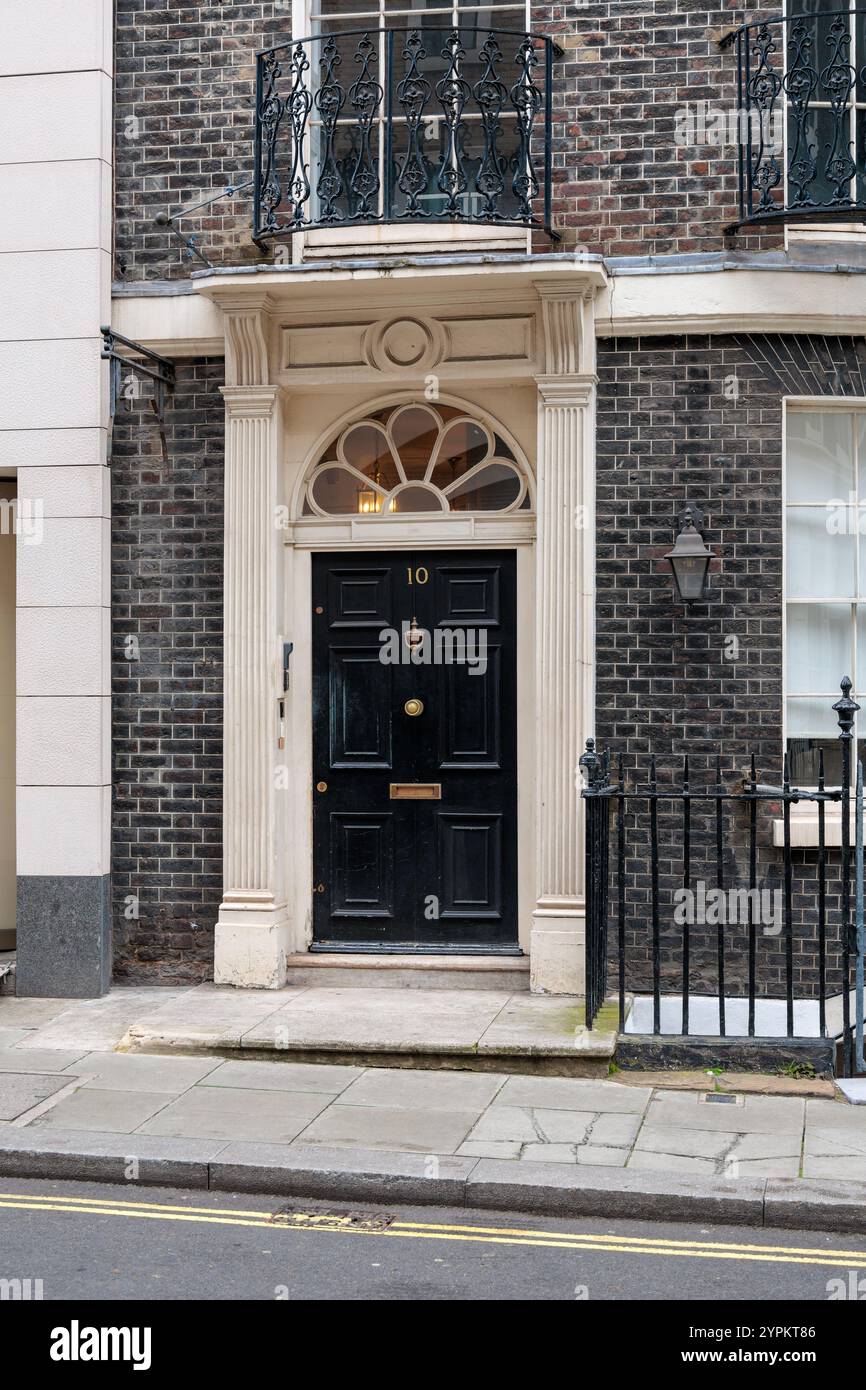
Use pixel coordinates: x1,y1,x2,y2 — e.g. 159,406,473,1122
215,382,289,987
531,283,598,995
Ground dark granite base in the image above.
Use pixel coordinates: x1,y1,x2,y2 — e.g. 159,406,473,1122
15,876,111,998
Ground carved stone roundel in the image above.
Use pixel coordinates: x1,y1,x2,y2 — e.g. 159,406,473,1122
365,316,445,373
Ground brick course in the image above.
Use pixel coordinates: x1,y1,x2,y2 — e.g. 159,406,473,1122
111,359,224,984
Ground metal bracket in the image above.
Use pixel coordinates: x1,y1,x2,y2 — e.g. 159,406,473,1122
677,502,705,535
101,328,176,465
154,177,254,269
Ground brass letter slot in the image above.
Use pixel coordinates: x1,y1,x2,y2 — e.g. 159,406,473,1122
389,783,442,800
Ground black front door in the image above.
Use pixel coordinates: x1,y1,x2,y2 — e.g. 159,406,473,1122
312,549,518,951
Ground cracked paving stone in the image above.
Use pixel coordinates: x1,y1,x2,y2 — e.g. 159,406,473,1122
464,1105,544,1144
634,1124,739,1159
531,1109,595,1144
520,1143,579,1164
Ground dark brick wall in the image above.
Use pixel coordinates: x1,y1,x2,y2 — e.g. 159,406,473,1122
111,359,224,984
536,0,781,256
114,0,286,281
595,334,848,999
114,1,777,281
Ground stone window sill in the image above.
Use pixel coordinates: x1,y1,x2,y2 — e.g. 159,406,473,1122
772,813,850,848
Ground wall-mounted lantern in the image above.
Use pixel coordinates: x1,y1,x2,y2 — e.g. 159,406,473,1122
665,504,714,603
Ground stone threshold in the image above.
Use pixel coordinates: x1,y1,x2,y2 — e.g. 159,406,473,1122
283,953,530,992
0,1128,863,1233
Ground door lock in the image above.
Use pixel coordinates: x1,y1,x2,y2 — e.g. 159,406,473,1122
316,781,328,792
404,698,424,717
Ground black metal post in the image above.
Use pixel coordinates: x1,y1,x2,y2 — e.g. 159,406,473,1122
834,676,860,1075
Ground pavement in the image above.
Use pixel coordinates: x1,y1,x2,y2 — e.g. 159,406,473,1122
0,985,865,1232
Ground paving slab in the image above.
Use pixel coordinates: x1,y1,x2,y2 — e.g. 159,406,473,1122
138,1086,332,1145
464,1104,554,1144
0,1048,88,1073
200,1060,363,1094
0,998,73,1029
627,1150,720,1176
731,1157,802,1178
644,1092,805,1135
633,1125,737,1160
805,1096,866,1129
586,1113,643,1147
576,1145,629,1167
456,1140,523,1160
466,1159,767,1224
30,1087,172,1134
836,1077,866,1104
0,1029,30,1048
496,1075,651,1112
521,1142,578,1163
63,1052,223,1094
295,1102,479,1154
0,1073,71,1121
803,1130,866,1158
334,1067,507,1111
802,1155,866,1180
729,1132,804,1160
240,988,511,1052
210,1142,476,1204
531,1109,594,1144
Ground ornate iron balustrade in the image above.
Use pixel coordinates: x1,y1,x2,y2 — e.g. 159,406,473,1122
727,8,866,230
253,27,554,241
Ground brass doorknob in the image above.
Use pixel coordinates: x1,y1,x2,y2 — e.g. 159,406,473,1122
404,698,424,717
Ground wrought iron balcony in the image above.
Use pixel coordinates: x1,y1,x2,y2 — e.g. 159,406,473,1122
728,7,866,230
253,27,554,242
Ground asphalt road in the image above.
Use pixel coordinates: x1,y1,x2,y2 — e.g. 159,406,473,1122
0,1176,864,1302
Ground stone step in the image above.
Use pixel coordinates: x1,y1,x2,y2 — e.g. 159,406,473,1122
122,984,617,1078
283,953,530,993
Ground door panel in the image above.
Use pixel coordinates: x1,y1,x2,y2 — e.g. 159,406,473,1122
312,549,518,950
329,648,393,766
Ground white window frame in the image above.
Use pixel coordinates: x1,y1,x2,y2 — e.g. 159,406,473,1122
782,395,866,782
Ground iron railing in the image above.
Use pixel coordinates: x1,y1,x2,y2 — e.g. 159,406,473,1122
727,8,866,230
253,27,554,241
582,679,865,1077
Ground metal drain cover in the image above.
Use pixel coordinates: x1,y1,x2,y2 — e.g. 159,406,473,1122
702,1092,738,1104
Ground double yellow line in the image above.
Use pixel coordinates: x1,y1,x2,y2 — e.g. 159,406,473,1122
1,1190,865,1267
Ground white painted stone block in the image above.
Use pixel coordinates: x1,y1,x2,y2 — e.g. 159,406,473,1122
18,466,110,519
17,785,109,877
0,250,110,341
17,606,109,697
0,0,112,77
0,162,108,254
17,696,110,786
0,72,112,164
0,340,104,431
0,430,105,472
530,922,586,996
17,517,109,608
